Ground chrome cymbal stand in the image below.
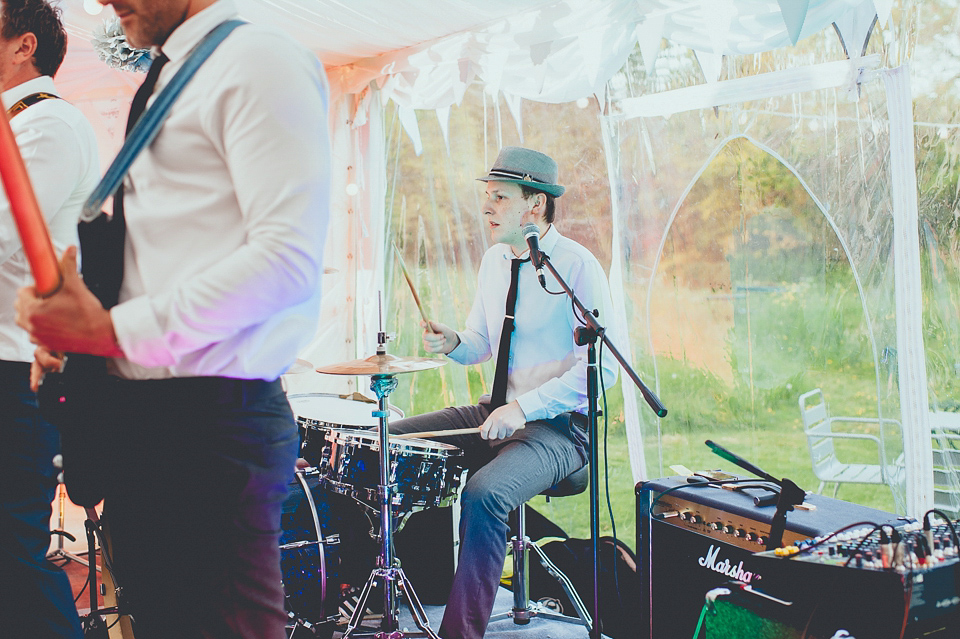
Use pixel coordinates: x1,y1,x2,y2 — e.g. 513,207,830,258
46,462,92,569
341,370,439,639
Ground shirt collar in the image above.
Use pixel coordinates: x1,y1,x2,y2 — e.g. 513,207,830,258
156,0,239,64
1,75,58,109
538,224,561,254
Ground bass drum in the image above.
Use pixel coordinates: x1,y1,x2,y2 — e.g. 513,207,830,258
279,470,378,629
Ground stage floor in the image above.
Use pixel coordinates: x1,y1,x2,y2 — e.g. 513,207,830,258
333,587,598,639
57,543,600,639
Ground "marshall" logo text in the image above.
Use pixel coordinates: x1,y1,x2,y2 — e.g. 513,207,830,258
698,544,756,583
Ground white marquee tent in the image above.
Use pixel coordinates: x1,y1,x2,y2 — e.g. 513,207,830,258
53,0,960,525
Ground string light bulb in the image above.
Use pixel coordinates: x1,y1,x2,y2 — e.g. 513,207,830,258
84,0,104,15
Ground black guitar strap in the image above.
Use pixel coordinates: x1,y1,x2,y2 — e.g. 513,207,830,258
6,91,60,118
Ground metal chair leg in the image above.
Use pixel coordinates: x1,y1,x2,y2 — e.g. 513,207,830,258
490,505,592,630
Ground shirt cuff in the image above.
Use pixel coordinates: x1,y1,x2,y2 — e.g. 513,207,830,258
110,296,177,368
447,331,469,363
516,390,545,423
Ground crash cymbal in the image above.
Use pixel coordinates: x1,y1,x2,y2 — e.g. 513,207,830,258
283,358,316,375
316,353,446,376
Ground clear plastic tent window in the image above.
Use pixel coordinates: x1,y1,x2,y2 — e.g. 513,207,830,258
382,6,960,538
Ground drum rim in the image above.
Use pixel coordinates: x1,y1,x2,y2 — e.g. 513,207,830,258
281,473,338,622
323,427,462,453
320,476,454,510
288,393,404,420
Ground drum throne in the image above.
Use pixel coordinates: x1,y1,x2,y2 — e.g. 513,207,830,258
491,464,593,628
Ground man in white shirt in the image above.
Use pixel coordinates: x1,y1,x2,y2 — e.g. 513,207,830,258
17,1,330,637
0,2,97,637
390,147,620,639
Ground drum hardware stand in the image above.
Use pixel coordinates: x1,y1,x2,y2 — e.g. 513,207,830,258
341,368,439,639
47,459,97,569
77,509,129,638
313,302,447,639
47,483,89,567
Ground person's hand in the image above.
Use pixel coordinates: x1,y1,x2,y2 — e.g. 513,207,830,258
16,246,123,358
480,401,527,440
30,346,64,392
421,320,459,355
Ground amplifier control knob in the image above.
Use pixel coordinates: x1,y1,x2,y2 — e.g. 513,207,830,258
745,532,757,542
758,536,769,546
690,515,703,524
679,512,689,521
711,522,724,531
724,525,735,535
735,529,746,538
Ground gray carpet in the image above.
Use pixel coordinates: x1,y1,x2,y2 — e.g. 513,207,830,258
332,586,600,638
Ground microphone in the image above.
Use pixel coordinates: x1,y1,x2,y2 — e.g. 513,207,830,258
522,223,546,288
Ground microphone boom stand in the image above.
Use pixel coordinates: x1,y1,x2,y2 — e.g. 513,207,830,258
539,253,667,639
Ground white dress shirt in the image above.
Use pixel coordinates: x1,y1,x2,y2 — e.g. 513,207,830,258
110,0,330,380
450,225,621,422
0,76,98,362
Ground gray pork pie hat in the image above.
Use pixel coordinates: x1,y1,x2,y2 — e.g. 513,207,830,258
478,146,566,197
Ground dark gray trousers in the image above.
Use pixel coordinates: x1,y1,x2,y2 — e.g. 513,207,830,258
103,377,298,639
390,404,585,639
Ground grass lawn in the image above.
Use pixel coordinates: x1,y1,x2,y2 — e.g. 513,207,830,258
383,265,905,553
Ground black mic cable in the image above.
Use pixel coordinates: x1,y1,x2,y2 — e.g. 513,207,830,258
522,222,547,288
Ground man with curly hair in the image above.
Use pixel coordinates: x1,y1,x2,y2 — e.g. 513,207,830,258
0,1,98,637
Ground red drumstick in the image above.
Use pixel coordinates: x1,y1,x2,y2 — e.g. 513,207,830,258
0,108,61,296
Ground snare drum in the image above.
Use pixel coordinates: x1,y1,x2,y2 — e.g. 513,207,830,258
319,428,465,513
288,393,404,466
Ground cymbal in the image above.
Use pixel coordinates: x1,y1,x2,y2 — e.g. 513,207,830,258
283,358,316,375
316,353,446,376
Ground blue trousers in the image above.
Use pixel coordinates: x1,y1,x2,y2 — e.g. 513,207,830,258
99,377,298,639
0,360,82,639
390,404,586,639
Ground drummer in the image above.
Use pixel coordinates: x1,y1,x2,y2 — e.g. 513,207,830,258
389,147,620,639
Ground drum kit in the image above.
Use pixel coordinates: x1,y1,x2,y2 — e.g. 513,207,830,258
283,341,460,639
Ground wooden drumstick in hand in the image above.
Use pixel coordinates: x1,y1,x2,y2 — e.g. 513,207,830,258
393,241,437,334
393,427,482,440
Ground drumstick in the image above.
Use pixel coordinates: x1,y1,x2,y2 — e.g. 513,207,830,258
0,107,61,296
393,241,437,333
393,427,482,440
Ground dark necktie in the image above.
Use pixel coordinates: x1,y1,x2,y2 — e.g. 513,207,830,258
490,257,528,408
113,53,169,224
126,53,169,134
89,53,169,311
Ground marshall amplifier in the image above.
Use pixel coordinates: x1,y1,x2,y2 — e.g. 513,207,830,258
637,475,903,639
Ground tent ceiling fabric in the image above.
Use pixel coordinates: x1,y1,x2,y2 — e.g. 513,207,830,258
61,0,880,106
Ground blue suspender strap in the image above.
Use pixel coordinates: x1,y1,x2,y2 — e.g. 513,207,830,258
82,19,247,219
